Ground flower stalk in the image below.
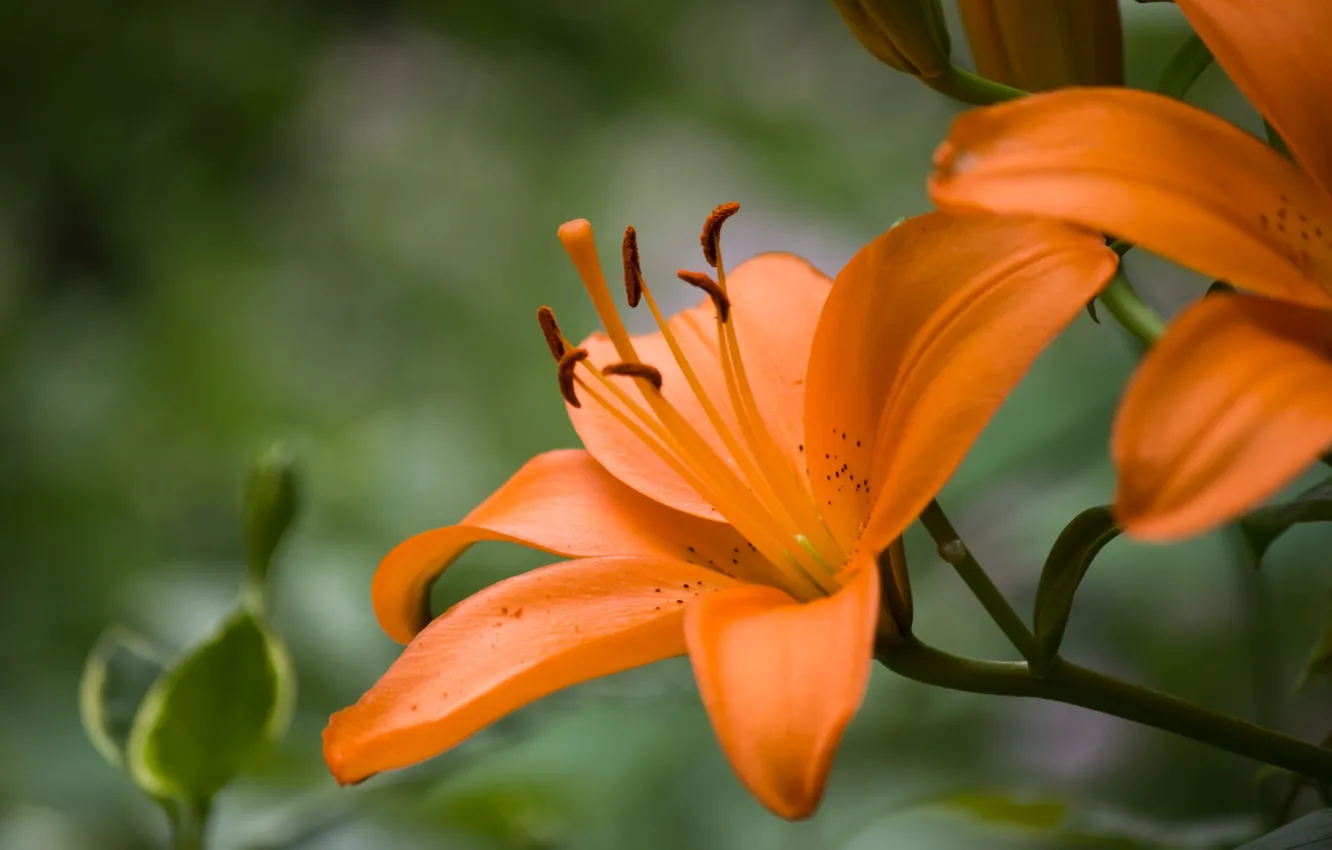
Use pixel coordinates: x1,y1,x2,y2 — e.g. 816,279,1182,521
877,639,1332,782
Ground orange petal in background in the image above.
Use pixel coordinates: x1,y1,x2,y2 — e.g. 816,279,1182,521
930,88,1332,309
327,556,742,784
567,253,831,522
804,212,1116,554
1114,294,1332,541
373,449,768,643
683,563,879,820
1178,0,1332,197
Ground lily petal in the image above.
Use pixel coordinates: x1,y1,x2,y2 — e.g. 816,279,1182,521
569,253,832,520
805,212,1117,553
327,555,742,784
373,449,768,643
1113,293,1332,541
684,563,879,820
930,88,1332,309
1178,0,1332,196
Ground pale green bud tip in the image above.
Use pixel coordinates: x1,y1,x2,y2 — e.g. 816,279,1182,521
829,0,952,79
244,444,300,585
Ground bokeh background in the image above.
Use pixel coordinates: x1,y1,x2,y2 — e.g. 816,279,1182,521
5,1,1331,847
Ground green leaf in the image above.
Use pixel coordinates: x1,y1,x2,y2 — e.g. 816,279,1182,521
1234,809,1332,849
126,606,293,802
79,625,169,768
244,443,300,588
943,792,1067,831
1032,506,1121,674
1240,476,1332,561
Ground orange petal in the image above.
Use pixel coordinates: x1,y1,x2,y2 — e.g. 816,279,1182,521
373,449,768,643
805,212,1117,553
930,88,1332,309
1178,0,1332,196
326,555,742,784
1113,294,1332,541
568,253,832,520
684,563,879,820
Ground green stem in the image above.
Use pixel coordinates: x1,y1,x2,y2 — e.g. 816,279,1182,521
171,799,210,850
876,639,1332,781
918,500,1042,666
924,65,1026,106
1157,33,1213,101
1098,272,1167,347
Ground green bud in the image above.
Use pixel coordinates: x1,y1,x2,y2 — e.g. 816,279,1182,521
830,0,952,79
243,444,299,589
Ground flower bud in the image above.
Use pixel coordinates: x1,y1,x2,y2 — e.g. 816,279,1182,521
244,443,300,588
958,0,1124,91
830,0,952,79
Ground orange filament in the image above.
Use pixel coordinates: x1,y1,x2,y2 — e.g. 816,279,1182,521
604,361,663,391
622,226,644,308
676,270,731,322
554,211,843,598
557,348,588,407
701,202,741,268
536,306,566,360
571,372,825,598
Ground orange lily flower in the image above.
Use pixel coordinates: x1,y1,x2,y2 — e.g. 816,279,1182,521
929,0,1332,541
322,207,1115,818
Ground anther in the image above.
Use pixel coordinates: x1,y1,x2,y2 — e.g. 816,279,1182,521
536,306,566,360
622,226,644,308
700,202,740,268
557,348,589,407
677,270,731,322
604,361,663,391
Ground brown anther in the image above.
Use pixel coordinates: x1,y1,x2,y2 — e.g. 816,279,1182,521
557,348,589,407
621,226,644,308
604,361,663,391
700,202,740,268
677,269,731,322
536,306,566,360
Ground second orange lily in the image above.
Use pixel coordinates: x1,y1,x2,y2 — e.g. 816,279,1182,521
930,0,1332,542
322,205,1115,818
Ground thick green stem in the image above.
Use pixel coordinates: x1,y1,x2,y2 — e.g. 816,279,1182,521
923,65,1026,106
918,500,1042,666
1098,272,1167,347
876,640,1332,781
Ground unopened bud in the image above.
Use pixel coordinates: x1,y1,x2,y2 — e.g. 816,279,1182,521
830,0,952,79
244,444,300,588
958,0,1124,91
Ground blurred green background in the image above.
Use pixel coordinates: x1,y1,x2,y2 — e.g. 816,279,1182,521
5,1,1330,847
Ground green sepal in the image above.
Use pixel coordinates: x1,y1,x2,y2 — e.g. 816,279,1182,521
1031,506,1121,675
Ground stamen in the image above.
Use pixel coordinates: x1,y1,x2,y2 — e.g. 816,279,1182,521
557,348,589,407
536,306,566,360
677,270,731,322
558,219,639,364
604,361,663,391
621,226,644,308
700,202,740,268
